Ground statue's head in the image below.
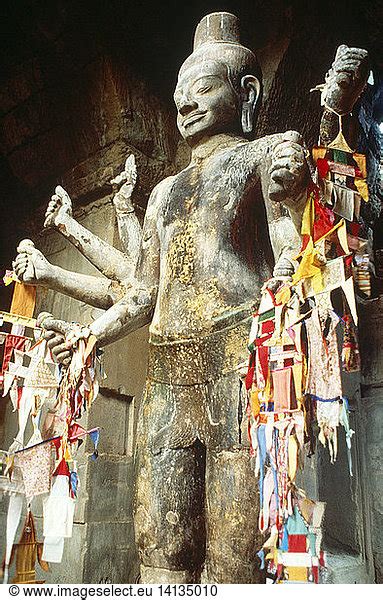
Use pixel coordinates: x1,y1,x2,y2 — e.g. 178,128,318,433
175,12,262,147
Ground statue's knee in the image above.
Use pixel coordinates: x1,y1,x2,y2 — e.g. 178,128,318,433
135,503,205,572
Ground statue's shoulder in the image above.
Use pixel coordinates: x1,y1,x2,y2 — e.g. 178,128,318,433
144,176,177,225
149,175,176,205
247,133,284,151
230,134,285,169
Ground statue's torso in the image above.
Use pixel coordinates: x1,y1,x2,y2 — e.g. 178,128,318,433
150,136,279,340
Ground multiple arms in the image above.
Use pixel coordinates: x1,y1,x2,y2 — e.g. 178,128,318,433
264,45,369,281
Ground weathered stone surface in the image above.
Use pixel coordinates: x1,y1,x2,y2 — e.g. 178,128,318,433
83,521,139,584
86,455,135,524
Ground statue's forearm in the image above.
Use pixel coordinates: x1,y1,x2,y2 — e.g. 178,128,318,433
57,213,132,281
115,210,142,266
89,284,155,346
41,265,124,309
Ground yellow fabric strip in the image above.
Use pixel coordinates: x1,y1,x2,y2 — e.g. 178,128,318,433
0,311,37,328
288,435,298,480
327,130,354,153
312,146,327,163
354,178,369,202
10,283,36,318
353,153,367,178
300,194,314,237
285,566,308,581
337,219,349,254
292,238,324,292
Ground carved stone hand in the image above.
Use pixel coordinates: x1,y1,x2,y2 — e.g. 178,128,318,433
323,44,369,115
37,312,73,366
268,131,309,206
13,239,53,285
110,154,138,213
44,185,73,229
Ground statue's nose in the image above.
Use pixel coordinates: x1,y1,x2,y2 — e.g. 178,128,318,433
178,94,198,116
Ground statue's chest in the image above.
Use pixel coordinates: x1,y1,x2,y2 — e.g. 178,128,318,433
161,159,250,232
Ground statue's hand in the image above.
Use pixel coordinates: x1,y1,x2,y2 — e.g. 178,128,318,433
37,312,73,366
263,276,292,295
324,45,369,115
111,154,137,212
269,131,309,205
13,239,52,285
44,186,73,229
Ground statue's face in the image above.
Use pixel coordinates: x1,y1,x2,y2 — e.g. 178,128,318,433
174,60,240,146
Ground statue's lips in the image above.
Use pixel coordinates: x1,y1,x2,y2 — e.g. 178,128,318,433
182,112,207,128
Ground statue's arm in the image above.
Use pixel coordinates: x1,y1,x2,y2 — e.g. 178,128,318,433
39,181,164,362
111,154,143,265
78,181,164,346
45,186,132,282
37,267,123,309
252,132,308,278
318,45,369,145
13,240,124,309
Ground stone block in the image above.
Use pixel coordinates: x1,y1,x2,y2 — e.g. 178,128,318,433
86,392,129,456
359,297,383,386
83,521,139,583
318,411,362,555
324,552,373,584
102,327,149,397
86,455,135,524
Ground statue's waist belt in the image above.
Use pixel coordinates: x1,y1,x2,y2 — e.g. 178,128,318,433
148,317,251,385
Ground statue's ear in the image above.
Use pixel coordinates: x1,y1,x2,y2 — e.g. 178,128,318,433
240,75,261,135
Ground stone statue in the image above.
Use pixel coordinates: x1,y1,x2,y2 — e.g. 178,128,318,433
13,13,369,583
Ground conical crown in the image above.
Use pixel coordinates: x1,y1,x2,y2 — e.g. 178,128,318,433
193,12,241,49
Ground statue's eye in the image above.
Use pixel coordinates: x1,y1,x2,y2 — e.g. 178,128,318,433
196,85,211,94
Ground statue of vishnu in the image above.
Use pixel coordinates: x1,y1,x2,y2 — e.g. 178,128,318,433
13,12,369,583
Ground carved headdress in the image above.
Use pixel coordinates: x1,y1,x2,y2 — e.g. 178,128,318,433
179,12,261,92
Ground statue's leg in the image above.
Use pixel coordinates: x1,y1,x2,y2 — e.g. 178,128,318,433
203,447,263,583
202,370,263,584
134,380,206,584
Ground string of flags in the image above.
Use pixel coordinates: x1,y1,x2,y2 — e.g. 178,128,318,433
0,278,102,583
245,120,368,584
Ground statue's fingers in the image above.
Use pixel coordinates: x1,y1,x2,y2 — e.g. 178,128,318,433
335,59,366,73
46,335,65,353
38,315,70,336
13,262,27,277
55,185,71,206
125,154,136,172
334,44,349,61
14,257,29,272
270,168,296,185
16,239,34,253
273,143,306,159
282,130,304,145
339,48,368,60
270,159,304,175
45,207,56,219
51,343,72,364
42,329,58,342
